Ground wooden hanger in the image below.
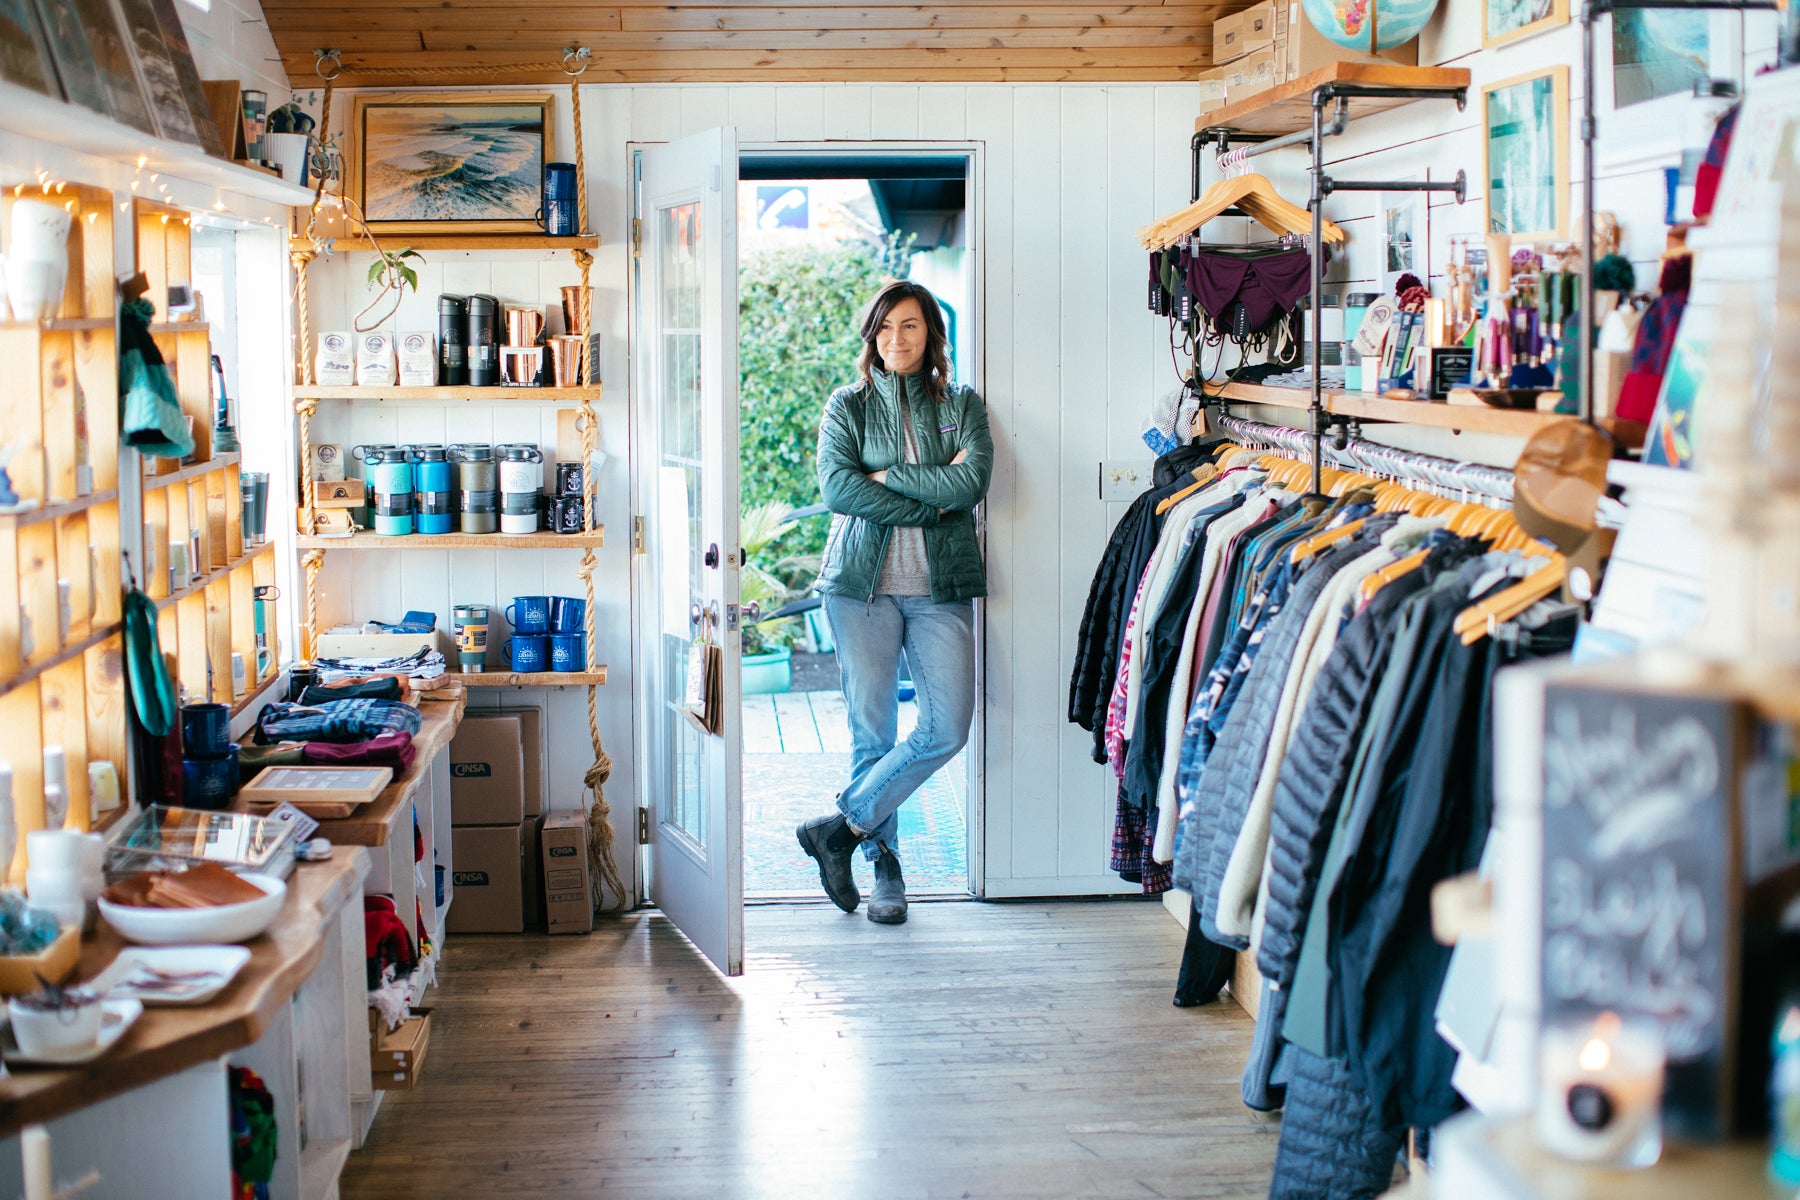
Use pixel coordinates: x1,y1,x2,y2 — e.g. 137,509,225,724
1138,174,1346,250
1153,463,1220,515
1454,553,1568,645
1359,545,1432,605
1291,517,1364,563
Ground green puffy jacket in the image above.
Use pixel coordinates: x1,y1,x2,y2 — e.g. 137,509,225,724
814,368,993,603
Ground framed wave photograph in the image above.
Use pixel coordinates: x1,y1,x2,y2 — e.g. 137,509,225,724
347,92,554,236
1485,0,1568,49
1482,67,1571,241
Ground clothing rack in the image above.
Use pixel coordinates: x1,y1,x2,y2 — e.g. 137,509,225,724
1214,412,1515,506
1577,0,1779,426
1198,78,1471,498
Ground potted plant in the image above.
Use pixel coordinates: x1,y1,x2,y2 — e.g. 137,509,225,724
739,502,812,695
358,245,424,332
9,973,102,1057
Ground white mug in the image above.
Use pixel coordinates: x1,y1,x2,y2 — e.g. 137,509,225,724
26,829,84,873
17,607,31,660
4,255,62,322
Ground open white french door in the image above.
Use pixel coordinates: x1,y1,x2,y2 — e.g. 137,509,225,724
633,128,744,976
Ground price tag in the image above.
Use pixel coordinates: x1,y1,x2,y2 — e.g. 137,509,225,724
268,802,320,845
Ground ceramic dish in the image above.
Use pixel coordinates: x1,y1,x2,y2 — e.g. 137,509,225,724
86,945,253,1006
0,999,142,1067
97,874,286,945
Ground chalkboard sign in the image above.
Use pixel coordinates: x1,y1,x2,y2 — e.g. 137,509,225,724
1540,682,1740,1139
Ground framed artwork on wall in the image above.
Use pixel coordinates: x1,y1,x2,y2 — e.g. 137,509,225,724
140,0,224,157
30,0,115,120
1613,9,1710,108
0,0,57,98
66,0,154,134
1484,0,1569,49
1482,66,1571,241
107,0,203,146
346,92,555,236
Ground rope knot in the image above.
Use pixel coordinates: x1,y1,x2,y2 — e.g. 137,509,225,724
295,398,319,419
571,248,594,271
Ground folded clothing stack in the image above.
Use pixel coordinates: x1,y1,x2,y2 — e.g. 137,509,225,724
253,698,424,747
316,645,447,683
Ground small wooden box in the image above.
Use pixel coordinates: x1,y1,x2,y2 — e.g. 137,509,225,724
311,479,364,509
239,765,393,819
371,1008,431,1090
0,928,80,995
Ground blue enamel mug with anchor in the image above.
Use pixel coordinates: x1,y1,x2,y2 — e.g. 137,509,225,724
503,636,549,672
506,595,551,633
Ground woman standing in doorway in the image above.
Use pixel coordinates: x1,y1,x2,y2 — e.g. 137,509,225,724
796,281,993,925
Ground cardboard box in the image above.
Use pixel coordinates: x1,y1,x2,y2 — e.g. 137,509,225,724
489,707,544,818
447,824,524,933
371,1008,432,1090
449,713,525,826
541,811,593,934
1279,3,1416,82
1196,66,1230,116
313,629,439,661
1223,46,1281,95
1214,1,1279,64
522,813,544,928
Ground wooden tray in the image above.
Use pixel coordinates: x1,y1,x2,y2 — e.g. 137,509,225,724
237,765,393,819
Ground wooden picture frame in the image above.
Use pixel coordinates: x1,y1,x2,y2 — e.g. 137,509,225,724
66,0,155,135
1484,0,1569,50
30,0,113,120
346,92,554,236
0,0,57,98
239,764,393,818
1482,66,1571,242
107,0,202,146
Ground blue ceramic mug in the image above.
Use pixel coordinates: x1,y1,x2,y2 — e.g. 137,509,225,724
503,635,549,672
551,595,586,633
549,633,584,672
180,702,231,759
506,595,551,633
182,754,237,810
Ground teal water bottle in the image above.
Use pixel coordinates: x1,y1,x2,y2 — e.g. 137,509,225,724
352,443,395,530
411,444,453,535
371,449,415,536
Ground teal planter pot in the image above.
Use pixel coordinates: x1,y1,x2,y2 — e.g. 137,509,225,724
741,646,793,695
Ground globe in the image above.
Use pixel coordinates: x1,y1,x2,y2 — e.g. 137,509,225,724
1298,0,1441,51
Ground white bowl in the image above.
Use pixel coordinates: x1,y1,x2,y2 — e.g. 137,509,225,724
9,995,102,1057
98,873,286,945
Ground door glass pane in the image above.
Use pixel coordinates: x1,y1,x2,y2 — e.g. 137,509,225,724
660,200,707,846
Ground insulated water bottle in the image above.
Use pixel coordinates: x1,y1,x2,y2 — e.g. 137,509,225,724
450,444,497,534
467,294,500,387
499,445,543,535
371,449,415,536
411,444,453,535
352,443,396,530
438,294,468,386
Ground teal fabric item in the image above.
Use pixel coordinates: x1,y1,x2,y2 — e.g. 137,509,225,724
814,369,993,603
119,297,194,459
123,588,177,737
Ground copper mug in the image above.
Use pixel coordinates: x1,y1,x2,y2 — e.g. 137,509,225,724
501,345,543,386
560,286,592,336
549,335,585,388
505,306,544,347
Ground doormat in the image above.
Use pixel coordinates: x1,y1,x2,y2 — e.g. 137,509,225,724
744,752,968,897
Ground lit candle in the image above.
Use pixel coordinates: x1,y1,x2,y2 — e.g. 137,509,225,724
1535,1011,1665,1167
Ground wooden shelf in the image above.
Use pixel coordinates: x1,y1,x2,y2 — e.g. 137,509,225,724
141,452,240,491
147,321,210,336
456,668,608,687
292,234,599,253
1196,63,1473,136
1217,381,1568,437
293,384,602,402
156,546,263,611
0,318,113,334
0,80,316,210
292,696,466,847
0,489,119,531
229,670,285,719
296,529,604,550
0,849,368,1137
0,622,122,703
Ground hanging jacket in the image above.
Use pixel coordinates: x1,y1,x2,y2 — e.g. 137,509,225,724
814,369,993,604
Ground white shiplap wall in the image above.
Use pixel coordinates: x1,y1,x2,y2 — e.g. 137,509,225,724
299,82,1205,902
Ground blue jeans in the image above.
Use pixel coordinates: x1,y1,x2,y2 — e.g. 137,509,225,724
824,593,975,861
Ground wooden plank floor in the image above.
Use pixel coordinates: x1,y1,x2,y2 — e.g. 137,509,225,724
341,901,1279,1199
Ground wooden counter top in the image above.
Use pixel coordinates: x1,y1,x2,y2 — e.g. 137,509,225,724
235,692,466,849
0,847,369,1136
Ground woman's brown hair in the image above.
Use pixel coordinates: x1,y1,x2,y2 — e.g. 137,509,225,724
856,280,952,402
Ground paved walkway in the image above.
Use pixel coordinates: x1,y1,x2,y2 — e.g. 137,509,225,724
743,691,969,897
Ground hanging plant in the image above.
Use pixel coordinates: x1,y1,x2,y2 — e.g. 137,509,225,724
357,245,424,332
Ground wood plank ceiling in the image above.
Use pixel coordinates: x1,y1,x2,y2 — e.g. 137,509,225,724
263,1,1259,86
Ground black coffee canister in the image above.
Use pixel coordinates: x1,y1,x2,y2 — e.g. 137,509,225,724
438,294,468,386
555,462,584,496
467,294,499,387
